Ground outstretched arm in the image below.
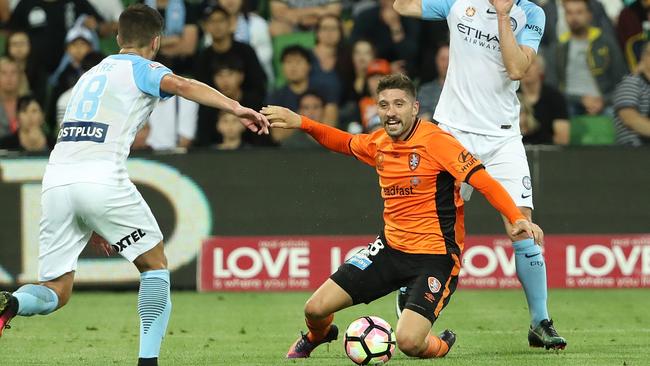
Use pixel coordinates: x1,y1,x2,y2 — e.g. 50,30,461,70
262,105,354,155
468,168,532,238
160,74,269,135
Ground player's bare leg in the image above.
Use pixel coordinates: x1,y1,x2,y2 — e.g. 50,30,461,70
502,208,567,350
0,272,74,338
395,309,455,358
286,279,352,358
132,241,172,366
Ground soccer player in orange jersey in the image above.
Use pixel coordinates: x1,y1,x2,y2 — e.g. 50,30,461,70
262,74,535,360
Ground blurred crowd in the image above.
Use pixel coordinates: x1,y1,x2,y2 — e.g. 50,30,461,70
0,0,648,153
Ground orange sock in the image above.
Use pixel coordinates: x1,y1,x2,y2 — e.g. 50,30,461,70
418,334,449,358
306,314,334,343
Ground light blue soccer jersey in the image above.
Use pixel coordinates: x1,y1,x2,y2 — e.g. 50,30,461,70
422,0,545,136
43,54,172,189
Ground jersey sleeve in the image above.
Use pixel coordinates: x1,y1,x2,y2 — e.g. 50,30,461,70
349,134,376,167
132,60,173,99
427,132,484,182
517,2,545,53
422,0,456,20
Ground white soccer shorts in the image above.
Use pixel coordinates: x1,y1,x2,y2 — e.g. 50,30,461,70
439,123,534,209
38,182,164,281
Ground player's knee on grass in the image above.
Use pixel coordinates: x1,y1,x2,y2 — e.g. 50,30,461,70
395,329,426,357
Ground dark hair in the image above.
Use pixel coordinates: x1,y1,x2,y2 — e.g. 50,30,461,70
281,45,311,63
17,95,40,113
212,54,245,74
202,4,230,20
377,74,417,100
562,0,590,9
118,4,164,48
299,90,326,106
81,52,105,72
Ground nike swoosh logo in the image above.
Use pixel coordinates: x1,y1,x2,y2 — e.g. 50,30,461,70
525,253,540,258
521,194,532,199
487,8,497,14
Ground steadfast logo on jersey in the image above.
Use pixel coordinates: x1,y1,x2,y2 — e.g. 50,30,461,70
58,121,108,143
112,229,147,253
383,185,415,196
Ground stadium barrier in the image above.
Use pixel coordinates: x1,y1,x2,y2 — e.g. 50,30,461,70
1,147,649,289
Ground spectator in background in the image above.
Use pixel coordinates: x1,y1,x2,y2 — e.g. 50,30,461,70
350,0,420,76
146,96,198,150
196,4,266,109
617,0,650,71
214,0,275,86
8,0,104,74
48,27,96,130
0,0,9,26
415,20,449,83
142,0,201,75
0,95,53,152
519,56,570,145
341,39,375,109
417,44,449,121
538,0,616,55
5,31,39,97
613,41,650,146
545,0,627,117
272,90,326,147
0,57,28,139
357,58,390,133
197,55,272,146
267,45,339,125
55,51,104,126
310,14,349,105
269,0,342,36
214,111,247,150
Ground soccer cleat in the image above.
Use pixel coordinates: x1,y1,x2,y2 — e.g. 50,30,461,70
0,291,18,338
528,319,567,350
438,329,456,357
395,287,407,319
286,324,339,358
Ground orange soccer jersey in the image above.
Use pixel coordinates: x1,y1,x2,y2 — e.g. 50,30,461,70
347,119,483,255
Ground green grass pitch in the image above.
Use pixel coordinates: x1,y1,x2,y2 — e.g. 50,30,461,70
2,289,649,365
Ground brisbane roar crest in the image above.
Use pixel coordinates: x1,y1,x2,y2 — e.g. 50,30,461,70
408,153,420,171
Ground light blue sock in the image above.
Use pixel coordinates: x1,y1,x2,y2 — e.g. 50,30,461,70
138,269,172,359
13,284,59,316
513,238,549,327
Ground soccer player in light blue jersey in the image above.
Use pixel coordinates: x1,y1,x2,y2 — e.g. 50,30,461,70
393,0,566,350
0,4,269,366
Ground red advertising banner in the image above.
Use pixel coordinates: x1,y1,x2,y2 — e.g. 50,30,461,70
198,234,650,291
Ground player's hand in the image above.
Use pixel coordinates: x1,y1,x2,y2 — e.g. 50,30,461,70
261,105,302,129
493,0,514,16
89,232,113,257
511,219,533,239
233,104,270,135
531,222,544,246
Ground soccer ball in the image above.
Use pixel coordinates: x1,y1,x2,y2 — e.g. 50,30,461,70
344,316,396,365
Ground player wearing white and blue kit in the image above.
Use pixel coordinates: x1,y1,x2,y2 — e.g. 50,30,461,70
0,5,269,366
393,0,566,350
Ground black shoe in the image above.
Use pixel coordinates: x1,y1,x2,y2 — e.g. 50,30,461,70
528,319,567,350
286,324,339,358
438,329,456,357
0,291,18,338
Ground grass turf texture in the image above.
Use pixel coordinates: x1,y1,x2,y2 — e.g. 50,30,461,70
2,289,648,365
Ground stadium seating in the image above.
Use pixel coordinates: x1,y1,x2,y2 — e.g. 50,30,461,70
271,31,315,87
